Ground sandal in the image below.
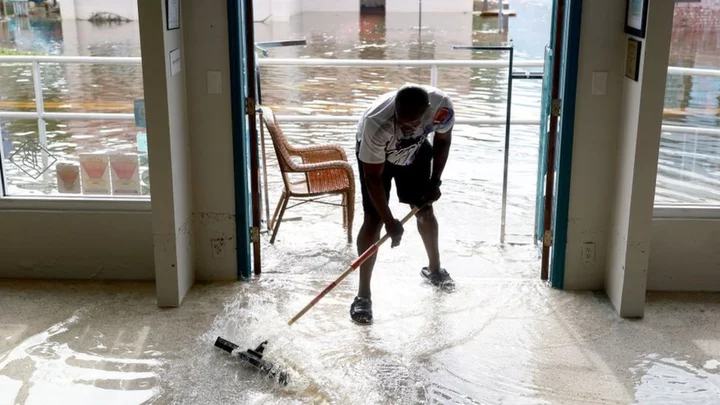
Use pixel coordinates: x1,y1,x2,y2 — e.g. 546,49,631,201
421,267,456,291
350,296,373,325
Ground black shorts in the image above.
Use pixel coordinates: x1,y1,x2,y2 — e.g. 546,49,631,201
357,140,433,216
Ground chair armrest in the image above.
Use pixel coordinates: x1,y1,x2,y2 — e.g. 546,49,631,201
289,144,348,162
303,160,354,194
294,160,354,177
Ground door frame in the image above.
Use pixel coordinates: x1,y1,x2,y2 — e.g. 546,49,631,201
547,0,583,288
227,0,259,280
227,0,583,283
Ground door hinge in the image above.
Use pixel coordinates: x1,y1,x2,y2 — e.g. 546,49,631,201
250,226,260,243
245,97,256,115
543,230,553,247
551,99,561,117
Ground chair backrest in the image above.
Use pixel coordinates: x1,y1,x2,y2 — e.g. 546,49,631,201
259,106,300,189
260,106,294,168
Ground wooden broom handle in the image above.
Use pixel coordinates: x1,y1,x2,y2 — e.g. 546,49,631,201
287,206,421,325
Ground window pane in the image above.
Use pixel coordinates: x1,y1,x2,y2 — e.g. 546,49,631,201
1,118,149,196
0,63,37,112
657,2,720,205
0,18,147,198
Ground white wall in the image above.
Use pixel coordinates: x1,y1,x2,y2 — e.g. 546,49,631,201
138,0,194,306
0,211,153,279
75,21,141,52
562,0,625,290
649,219,720,291
183,0,239,280
57,0,76,20
73,0,139,21
605,0,674,318
564,0,720,311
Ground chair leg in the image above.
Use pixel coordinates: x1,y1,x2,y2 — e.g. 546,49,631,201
342,194,347,229
346,191,354,244
269,191,285,231
270,193,290,245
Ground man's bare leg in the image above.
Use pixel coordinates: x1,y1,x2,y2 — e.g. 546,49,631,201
351,212,383,324
416,205,454,289
357,213,383,299
416,205,441,272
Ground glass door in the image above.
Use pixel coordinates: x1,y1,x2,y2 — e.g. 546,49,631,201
535,45,554,249
534,0,584,287
228,0,261,279
535,0,562,281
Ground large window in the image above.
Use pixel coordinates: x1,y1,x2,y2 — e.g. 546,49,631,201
0,13,148,199
656,1,720,206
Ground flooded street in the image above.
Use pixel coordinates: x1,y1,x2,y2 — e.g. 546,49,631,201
1,0,719,211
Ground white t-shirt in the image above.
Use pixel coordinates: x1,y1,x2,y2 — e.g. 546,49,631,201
356,85,455,166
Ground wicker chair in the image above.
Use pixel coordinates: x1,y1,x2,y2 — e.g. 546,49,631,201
259,106,355,245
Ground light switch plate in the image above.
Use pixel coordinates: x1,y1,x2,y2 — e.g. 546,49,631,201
592,71,608,95
207,71,222,94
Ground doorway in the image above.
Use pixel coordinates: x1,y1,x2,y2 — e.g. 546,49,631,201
228,0,582,288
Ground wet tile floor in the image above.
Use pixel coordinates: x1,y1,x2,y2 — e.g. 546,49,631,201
1,258,720,404
1,196,719,404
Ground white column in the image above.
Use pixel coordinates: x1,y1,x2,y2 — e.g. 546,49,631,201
605,0,675,318
58,0,77,19
60,18,79,55
138,0,195,307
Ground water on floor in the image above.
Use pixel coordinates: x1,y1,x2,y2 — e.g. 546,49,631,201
2,262,720,404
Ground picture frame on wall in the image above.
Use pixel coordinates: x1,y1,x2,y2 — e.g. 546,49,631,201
624,0,649,38
166,0,180,30
625,37,642,82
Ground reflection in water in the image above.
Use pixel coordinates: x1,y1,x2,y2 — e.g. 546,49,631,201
2,279,720,403
632,354,720,404
0,312,162,405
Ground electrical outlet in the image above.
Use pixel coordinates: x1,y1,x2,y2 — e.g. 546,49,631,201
582,242,596,264
211,238,226,258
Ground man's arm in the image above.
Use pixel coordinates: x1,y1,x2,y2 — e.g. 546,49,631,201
362,161,394,225
431,127,452,182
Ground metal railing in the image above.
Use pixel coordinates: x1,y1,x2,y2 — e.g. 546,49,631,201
1,55,720,242
259,50,546,243
1,54,718,126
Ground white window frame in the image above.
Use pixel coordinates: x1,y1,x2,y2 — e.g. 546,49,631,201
0,55,149,211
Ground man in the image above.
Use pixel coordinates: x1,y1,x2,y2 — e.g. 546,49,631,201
351,84,455,325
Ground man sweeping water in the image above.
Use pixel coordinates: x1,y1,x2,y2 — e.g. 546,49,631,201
352,84,456,325
212,85,455,378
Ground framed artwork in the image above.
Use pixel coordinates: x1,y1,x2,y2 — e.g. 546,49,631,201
166,0,180,30
624,0,649,38
625,37,642,82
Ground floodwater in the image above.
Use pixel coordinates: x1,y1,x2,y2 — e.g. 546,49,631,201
1,275,720,404
0,0,718,215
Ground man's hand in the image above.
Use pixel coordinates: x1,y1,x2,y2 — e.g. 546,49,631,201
422,182,442,205
385,218,404,248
